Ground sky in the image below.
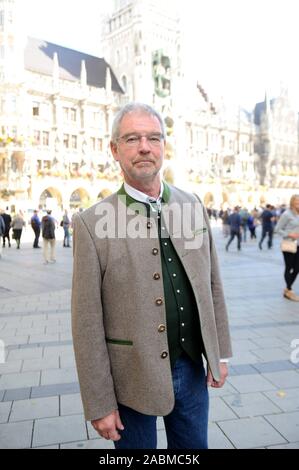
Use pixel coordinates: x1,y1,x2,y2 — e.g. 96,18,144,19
18,0,299,111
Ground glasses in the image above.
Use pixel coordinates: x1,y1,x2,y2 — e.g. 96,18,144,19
117,133,164,147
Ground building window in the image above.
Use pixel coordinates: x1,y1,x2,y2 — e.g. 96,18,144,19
90,137,103,152
32,102,40,117
71,135,78,149
70,108,77,122
63,134,69,149
42,131,50,146
34,130,41,145
63,107,77,122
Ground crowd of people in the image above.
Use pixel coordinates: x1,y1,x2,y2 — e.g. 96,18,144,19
0,207,79,263
209,197,299,302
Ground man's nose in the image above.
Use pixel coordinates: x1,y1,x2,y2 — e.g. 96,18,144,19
138,136,151,152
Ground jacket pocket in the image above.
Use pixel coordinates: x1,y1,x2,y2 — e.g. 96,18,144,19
106,338,133,346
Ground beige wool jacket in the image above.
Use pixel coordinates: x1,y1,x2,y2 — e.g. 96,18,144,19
71,184,232,422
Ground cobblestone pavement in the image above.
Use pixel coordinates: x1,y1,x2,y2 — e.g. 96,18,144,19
0,224,298,449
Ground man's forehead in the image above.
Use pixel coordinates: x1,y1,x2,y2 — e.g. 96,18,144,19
120,112,162,131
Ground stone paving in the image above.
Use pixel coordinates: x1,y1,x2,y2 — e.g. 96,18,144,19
0,224,299,449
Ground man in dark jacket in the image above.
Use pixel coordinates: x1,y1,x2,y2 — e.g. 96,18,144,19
225,206,242,251
31,210,41,248
0,214,5,258
1,209,12,248
259,204,275,250
41,210,56,264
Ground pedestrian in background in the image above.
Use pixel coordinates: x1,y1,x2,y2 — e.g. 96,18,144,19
42,210,56,264
30,210,41,249
226,206,242,251
259,204,275,250
275,194,299,301
11,212,25,249
1,208,12,248
62,209,71,248
0,214,5,258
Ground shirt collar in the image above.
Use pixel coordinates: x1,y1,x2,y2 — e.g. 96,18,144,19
124,181,164,205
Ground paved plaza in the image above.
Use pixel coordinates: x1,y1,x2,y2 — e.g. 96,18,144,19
0,224,299,449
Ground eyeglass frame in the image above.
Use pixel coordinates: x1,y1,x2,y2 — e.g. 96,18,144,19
115,132,165,147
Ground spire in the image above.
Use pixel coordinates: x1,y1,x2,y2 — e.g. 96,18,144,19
80,60,87,87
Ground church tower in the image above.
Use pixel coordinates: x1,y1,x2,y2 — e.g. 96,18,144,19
101,0,182,109
101,0,186,184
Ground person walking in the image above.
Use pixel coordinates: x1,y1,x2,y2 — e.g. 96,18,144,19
239,207,250,242
71,103,232,450
275,195,299,301
62,209,71,247
1,209,12,248
259,204,275,250
30,210,41,248
225,206,242,251
11,212,25,249
41,210,56,264
247,212,257,239
0,214,5,258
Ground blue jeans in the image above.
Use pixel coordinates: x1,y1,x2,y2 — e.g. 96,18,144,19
114,353,209,449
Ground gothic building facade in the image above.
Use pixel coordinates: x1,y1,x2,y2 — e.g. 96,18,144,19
0,0,298,214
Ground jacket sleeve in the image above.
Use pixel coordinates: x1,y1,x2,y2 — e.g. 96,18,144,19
71,214,118,421
202,205,233,360
275,212,290,238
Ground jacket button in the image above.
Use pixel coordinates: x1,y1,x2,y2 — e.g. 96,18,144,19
158,324,166,333
153,272,161,280
155,297,163,306
161,351,168,359
152,248,159,255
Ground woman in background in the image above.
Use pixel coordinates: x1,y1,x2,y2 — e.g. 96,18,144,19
275,195,299,301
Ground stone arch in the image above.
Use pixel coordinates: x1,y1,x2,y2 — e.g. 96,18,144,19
163,166,174,185
70,188,91,209
39,187,63,210
204,192,214,208
97,188,113,200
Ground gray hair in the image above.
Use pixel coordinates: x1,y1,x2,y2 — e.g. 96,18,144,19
111,102,166,143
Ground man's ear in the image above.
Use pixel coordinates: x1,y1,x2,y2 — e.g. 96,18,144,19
110,141,119,161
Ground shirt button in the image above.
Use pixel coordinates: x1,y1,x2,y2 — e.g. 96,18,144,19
161,351,168,359
155,297,164,306
153,273,161,280
158,324,166,333
152,248,159,255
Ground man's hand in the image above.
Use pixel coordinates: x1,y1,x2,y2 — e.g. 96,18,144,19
91,410,124,441
207,363,228,388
